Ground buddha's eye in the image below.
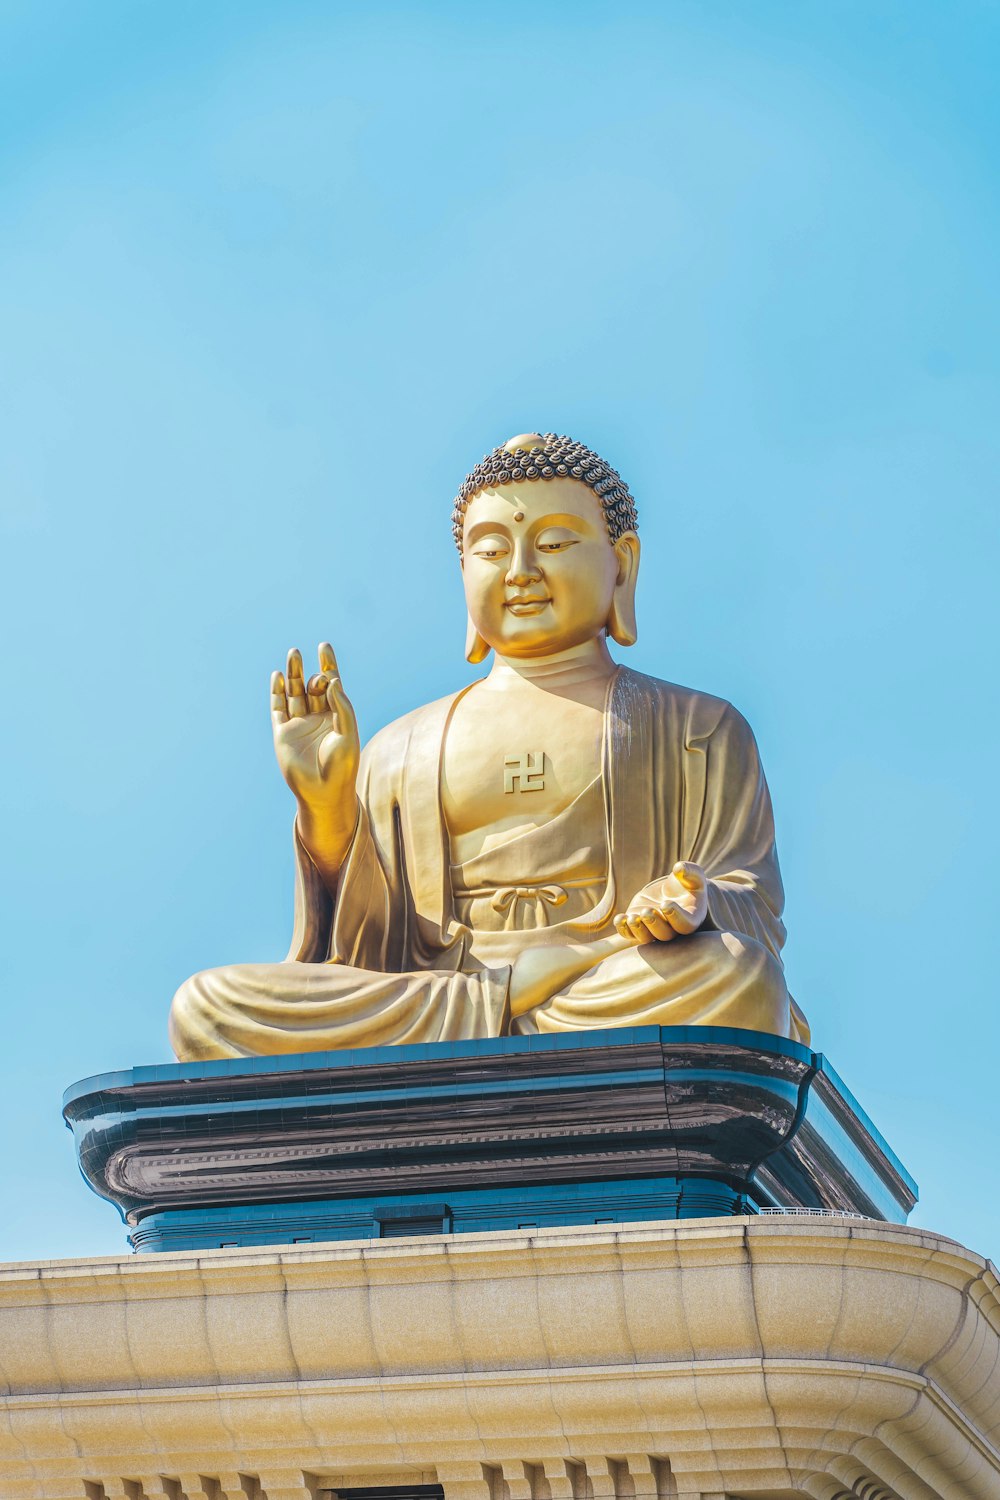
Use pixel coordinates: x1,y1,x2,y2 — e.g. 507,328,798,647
472,535,510,561
536,531,580,553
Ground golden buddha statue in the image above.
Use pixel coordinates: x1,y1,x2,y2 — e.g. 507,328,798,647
170,433,810,1060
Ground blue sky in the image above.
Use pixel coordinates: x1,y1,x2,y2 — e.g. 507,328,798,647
1,1,997,1263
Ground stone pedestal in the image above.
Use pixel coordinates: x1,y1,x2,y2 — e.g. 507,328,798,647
0,1217,997,1499
62,1028,915,1251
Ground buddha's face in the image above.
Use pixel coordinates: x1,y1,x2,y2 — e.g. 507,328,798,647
461,477,636,658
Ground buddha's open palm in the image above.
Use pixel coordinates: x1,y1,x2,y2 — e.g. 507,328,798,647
271,643,360,818
614,862,708,943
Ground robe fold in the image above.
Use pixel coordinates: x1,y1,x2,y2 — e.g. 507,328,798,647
169,668,808,1061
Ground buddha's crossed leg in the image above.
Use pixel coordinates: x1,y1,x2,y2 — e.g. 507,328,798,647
169,929,798,1061
510,929,798,1039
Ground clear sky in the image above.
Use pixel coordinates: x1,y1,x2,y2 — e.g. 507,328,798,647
1,1,997,1264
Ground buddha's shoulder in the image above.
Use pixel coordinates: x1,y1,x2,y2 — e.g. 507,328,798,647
360,688,467,770
616,667,754,740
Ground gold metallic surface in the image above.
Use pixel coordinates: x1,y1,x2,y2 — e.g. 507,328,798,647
170,443,809,1060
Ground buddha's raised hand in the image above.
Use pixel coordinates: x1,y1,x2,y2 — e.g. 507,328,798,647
614,862,708,943
271,643,360,881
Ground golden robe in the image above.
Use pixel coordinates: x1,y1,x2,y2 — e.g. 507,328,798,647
170,668,808,1059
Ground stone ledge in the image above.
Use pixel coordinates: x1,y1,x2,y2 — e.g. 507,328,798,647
0,1219,996,1500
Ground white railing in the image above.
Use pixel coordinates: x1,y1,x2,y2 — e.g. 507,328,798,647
756,1206,870,1219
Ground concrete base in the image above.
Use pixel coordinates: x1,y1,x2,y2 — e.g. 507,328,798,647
0,1217,997,1500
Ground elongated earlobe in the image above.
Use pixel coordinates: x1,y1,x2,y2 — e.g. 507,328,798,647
607,531,640,647
465,614,492,664
607,595,637,647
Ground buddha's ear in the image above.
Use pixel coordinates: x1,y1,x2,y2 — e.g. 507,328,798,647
460,548,492,662
607,531,640,647
465,614,492,664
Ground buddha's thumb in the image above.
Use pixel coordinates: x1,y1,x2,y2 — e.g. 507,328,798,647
326,676,354,729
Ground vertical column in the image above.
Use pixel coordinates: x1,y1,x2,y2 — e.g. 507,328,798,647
437,1463,500,1500
497,1463,537,1500
618,1457,674,1500
255,1472,317,1500
136,1480,181,1500
176,1479,219,1500
576,1461,616,1500
215,1475,259,1500
577,1458,674,1500
540,1461,581,1500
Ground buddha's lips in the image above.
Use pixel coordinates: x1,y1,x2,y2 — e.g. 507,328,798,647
505,596,550,614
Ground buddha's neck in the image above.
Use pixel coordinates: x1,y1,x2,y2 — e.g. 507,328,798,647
488,637,617,689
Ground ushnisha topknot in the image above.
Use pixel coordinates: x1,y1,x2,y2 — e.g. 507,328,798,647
452,432,638,552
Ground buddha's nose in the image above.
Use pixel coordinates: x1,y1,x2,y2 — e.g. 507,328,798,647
506,543,541,585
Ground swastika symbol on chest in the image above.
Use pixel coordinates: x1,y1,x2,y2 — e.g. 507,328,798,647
503,751,546,793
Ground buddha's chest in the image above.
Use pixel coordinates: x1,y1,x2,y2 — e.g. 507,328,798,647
442,685,604,845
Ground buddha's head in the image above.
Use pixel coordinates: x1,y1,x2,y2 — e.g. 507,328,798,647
453,433,640,663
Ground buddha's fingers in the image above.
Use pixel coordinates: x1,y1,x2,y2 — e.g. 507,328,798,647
318,641,339,677
306,673,329,715
629,908,675,943
661,899,699,934
270,670,289,727
637,909,675,942
286,647,307,718
617,909,674,943
326,675,357,739
673,861,705,892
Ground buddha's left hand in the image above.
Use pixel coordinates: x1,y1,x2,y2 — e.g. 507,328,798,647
614,862,708,943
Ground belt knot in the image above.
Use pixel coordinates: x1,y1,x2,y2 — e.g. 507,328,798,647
491,883,568,929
